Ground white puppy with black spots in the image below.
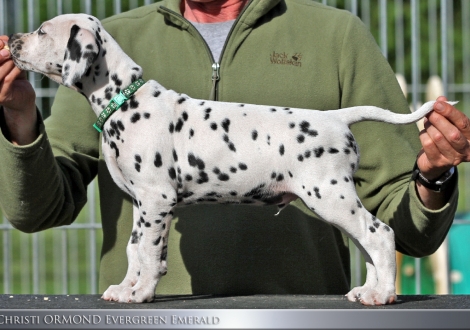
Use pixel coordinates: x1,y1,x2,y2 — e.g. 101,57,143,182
7,14,454,305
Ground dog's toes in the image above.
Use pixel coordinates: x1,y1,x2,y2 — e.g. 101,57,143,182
102,284,126,302
346,286,369,302
117,287,155,303
357,289,396,306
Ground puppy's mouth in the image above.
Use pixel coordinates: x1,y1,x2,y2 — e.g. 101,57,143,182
9,54,31,71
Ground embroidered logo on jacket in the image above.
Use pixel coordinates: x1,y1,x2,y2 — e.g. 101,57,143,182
270,51,302,67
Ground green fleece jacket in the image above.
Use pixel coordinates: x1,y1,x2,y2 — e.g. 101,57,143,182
0,0,458,295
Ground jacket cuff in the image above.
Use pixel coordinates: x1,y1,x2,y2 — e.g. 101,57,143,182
398,171,459,256
0,107,46,154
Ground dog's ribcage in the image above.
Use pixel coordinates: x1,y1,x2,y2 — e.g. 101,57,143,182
101,81,359,211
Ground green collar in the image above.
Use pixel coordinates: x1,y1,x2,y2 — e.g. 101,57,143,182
93,78,145,133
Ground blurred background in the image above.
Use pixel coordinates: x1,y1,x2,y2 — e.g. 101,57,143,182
0,0,469,296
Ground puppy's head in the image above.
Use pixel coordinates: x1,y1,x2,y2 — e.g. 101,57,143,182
9,14,101,90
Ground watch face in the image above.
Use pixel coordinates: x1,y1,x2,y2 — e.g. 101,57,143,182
436,167,455,185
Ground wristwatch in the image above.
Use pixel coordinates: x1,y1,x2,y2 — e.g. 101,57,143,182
411,162,456,192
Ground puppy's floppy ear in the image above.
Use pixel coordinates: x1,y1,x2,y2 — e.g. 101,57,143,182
62,24,99,88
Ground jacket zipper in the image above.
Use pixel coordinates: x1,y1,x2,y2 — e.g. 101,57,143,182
158,1,253,101
210,63,220,100
210,0,253,100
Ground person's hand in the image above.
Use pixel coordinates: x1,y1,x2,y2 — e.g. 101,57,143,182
415,96,470,208
0,36,38,145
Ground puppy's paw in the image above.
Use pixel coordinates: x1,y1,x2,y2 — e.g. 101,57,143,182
102,284,128,301
118,286,155,303
356,288,396,306
345,286,370,303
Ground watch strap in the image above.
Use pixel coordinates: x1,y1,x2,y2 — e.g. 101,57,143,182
411,162,456,192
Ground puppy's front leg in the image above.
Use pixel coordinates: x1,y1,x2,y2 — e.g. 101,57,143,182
117,199,175,303
102,202,142,301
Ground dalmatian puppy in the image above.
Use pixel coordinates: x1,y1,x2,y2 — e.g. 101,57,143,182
7,14,455,305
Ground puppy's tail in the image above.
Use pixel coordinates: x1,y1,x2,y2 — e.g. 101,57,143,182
335,101,458,127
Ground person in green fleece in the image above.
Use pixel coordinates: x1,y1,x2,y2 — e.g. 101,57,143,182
0,0,469,297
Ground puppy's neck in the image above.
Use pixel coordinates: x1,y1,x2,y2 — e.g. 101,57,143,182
77,35,144,118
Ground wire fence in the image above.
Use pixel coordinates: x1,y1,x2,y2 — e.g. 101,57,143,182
0,0,469,295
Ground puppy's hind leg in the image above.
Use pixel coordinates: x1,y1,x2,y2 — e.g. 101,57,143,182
298,182,396,305
102,202,142,301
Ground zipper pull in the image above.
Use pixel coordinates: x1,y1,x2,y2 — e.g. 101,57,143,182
210,62,220,100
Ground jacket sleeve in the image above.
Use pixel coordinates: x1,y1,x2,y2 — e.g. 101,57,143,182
338,14,458,257
0,87,99,233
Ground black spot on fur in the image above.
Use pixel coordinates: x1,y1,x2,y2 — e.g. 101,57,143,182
252,130,258,140
178,97,186,104
109,141,119,158
223,134,237,152
369,226,376,233
153,90,161,97
297,135,305,143
175,118,184,132
313,187,321,199
168,168,177,180
331,179,338,185
329,148,339,154
131,231,139,244
239,163,247,170
154,152,162,167
173,149,178,162
188,153,205,170
131,112,141,123
356,199,363,208
111,74,122,86
197,171,209,184
210,123,217,130
169,122,175,133
221,118,230,133
314,147,325,158
279,144,285,156
299,121,318,136
66,25,83,62
244,183,266,198
204,108,212,120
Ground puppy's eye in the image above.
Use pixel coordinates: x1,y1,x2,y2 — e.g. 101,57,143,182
38,28,46,36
